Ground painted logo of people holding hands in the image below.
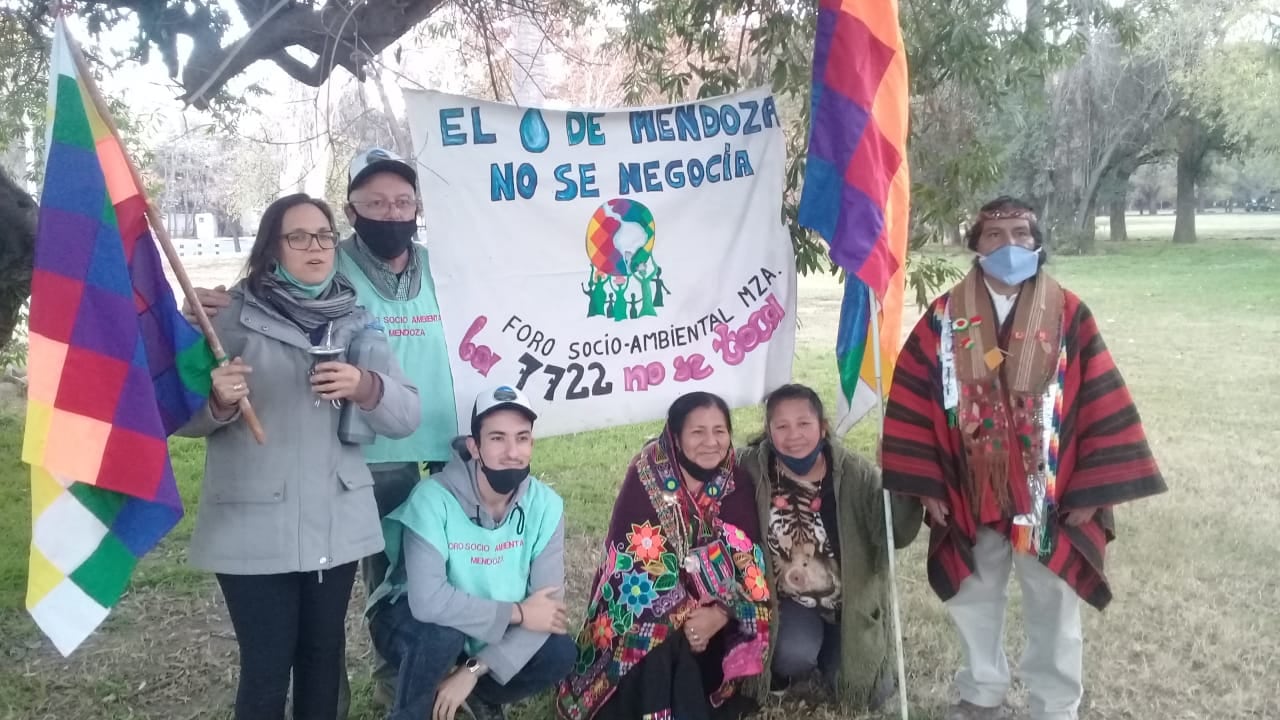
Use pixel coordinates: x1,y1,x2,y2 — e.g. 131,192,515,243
583,198,671,322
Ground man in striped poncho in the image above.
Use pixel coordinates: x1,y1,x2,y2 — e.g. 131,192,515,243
881,196,1166,720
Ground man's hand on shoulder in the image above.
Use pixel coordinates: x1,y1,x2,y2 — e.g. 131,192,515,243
182,285,232,323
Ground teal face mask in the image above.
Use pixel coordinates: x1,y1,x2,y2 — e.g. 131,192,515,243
273,263,335,299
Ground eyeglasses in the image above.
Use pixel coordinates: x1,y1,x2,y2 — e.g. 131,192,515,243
350,197,419,218
282,230,339,250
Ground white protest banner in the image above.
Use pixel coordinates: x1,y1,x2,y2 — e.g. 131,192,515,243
405,87,796,437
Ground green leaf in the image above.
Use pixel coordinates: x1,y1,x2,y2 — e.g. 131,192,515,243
661,552,678,574
602,582,614,602
771,58,788,89
614,553,634,573
610,607,635,636
609,600,628,625
653,573,678,592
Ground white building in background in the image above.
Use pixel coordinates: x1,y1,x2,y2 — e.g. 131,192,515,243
164,212,218,240
163,212,255,258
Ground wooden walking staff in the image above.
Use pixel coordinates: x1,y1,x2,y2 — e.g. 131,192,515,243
869,283,910,719
62,22,267,444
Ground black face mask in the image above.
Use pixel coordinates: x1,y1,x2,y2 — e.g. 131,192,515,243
353,214,416,260
482,464,529,495
676,446,724,484
777,440,826,476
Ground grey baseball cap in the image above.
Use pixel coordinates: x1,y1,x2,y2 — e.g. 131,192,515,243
348,147,416,193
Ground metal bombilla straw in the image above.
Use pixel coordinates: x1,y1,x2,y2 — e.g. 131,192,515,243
310,321,343,409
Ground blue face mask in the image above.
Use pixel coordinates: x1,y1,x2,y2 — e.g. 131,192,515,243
778,440,826,476
273,264,335,299
979,245,1041,286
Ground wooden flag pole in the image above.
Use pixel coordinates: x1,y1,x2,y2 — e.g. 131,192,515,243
63,26,266,444
869,283,910,719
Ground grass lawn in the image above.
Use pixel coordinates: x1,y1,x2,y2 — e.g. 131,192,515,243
2,218,1278,720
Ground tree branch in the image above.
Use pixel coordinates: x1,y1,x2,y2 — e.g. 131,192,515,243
267,49,331,87
166,0,447,109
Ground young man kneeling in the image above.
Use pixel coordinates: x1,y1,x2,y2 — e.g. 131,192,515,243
368,385,575,720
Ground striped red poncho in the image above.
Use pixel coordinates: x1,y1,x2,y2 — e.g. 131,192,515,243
882,279,1166,609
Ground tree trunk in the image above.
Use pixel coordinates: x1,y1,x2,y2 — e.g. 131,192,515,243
1172,115,1218,245
945,221,962,247
1073,139,1127,252
1109,196,1128,242
1025,0,1046,49
1108,167,1133,242
0,166,36,350
1014,0,1050,207
1040,180,1057,248
1079,194,1098,254
1173,151,1197,244
369,61,413,156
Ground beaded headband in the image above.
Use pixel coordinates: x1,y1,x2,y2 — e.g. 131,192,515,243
977,207,1038,224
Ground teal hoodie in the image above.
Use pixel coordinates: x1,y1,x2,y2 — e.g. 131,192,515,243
370,439,566,684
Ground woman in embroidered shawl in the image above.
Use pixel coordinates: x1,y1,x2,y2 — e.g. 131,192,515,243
556,392,770,720
738,384,922,709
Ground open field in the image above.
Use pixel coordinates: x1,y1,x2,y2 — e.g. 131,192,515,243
2,214,1278,719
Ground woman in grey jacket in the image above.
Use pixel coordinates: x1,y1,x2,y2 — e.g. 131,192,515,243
180,193,420,720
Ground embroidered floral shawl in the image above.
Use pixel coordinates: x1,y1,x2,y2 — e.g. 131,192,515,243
555,428,771,720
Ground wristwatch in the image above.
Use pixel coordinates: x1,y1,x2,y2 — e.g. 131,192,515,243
464,657,483,675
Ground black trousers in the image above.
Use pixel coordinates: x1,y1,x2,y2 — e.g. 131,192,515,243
217,563,358,720
596,633,756,720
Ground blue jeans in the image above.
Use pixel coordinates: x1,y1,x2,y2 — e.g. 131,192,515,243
773,598,842,685
369,598,576,720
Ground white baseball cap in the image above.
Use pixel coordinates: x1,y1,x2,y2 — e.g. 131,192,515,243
348,147,417,193
471,385,538,435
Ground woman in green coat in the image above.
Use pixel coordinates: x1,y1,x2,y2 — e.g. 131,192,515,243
739,384,923,710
